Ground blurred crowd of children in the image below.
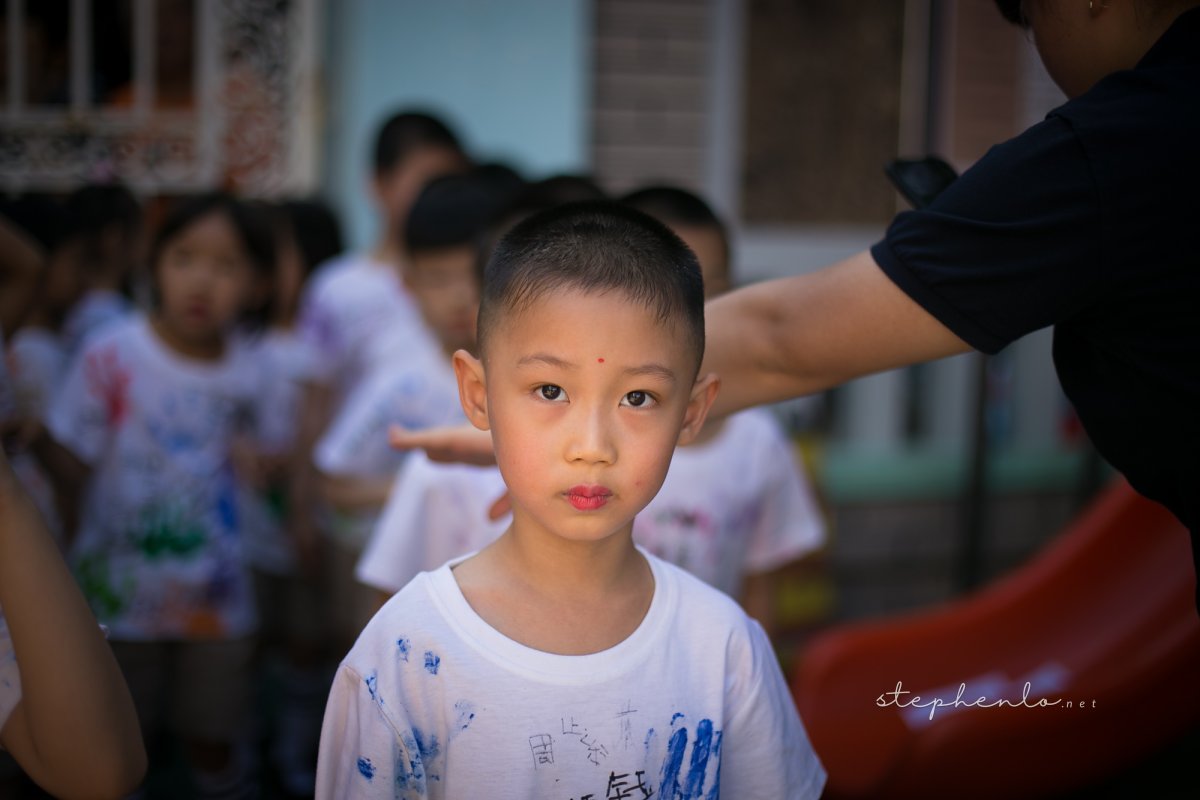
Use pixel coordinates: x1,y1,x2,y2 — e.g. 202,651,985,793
0,109,826,798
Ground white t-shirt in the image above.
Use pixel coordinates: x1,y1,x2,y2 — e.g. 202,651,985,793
358,409,825,599
238,327,315,575
46,315,268,640
635,408,825,597
317,550,826,800
60,289,132,358
314,336,463,481
0,607,21,733
295,252,426,395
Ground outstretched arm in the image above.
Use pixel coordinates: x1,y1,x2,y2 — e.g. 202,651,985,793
386,251,971,469
0,450,147,798
701,249,971,418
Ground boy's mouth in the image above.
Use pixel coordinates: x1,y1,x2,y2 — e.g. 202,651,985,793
565,485,612,511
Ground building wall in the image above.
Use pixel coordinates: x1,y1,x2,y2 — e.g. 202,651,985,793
321,0,592,251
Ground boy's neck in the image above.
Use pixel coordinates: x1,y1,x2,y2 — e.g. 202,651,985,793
453,516,655,655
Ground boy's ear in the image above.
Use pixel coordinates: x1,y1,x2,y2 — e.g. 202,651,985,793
677,372,720,446
453,349,490,431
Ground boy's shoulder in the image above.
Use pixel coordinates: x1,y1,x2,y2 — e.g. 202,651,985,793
643,549,759,631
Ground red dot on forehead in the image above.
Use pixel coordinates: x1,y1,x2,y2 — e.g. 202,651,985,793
597,357,605,363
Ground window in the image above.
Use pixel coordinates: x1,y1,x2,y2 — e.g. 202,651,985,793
0,0,318,197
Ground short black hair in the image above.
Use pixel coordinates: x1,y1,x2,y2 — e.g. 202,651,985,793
405,166,525,256
150,192,277,329
64,182,142,247
478,201,705,371
280,197,344,276
373,111,464,176
993,0,1028,27
620,184,729,266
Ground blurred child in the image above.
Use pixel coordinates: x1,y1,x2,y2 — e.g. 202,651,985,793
236,199,343,797
2,195,74,540
0,446,146,798
357,186,826,637
294,110,467,409
36,192,277,798
313,168,518,652
288,112,468,644
621,185,826,632
56,182,143,357
317,202,825,798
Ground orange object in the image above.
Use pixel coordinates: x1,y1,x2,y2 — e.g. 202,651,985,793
791,478,1200,799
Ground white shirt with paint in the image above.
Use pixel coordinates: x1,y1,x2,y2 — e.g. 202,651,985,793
317,550,826,800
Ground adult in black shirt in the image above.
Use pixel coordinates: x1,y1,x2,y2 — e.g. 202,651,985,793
395,1,1200,598
703,1,1200,589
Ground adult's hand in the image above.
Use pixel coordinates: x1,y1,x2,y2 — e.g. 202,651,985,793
388,424,510,520
388,423,497,466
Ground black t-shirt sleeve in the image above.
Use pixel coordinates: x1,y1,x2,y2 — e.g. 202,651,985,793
871,114,1105,355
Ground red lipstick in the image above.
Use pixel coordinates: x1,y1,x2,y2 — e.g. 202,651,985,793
566,485,612,511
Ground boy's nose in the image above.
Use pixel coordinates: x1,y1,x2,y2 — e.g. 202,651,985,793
565,406,617,465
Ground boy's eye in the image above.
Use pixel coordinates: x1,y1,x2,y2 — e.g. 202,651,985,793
538,384,566,402
621,390,655,408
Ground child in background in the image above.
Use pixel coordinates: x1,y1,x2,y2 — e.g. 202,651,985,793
314,167,519,652
620,185,826,633
0,447,146,798
317,202,825,798
36,192,277,798
357,186,825,637
294,110,467,413
237,199,343,797
289,110,468,643
57,182,144,358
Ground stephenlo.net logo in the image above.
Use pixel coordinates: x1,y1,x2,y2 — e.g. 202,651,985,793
875,663,1098,729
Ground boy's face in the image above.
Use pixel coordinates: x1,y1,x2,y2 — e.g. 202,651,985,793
405,246,480,354
455,288,718,546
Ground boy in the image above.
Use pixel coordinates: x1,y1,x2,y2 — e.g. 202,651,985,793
316,203,826,798
357,186,826,637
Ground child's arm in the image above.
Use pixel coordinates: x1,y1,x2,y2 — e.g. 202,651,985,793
319,471,396,513
0,449,146,798
286,379,335,573
389,423,495,466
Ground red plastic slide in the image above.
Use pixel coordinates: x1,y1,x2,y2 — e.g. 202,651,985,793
791,478,1200,799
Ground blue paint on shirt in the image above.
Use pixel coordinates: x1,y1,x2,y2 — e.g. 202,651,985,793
659,725,688,799
413,727,441,762
684,719,714,797
453,700,476,732
357,757,376,781
396,637,411,662
365,671,383,708
705,731,724,800
423,650,440,675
